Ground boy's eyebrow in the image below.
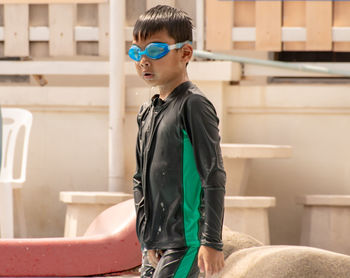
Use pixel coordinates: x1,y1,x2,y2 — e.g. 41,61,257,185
132,41,167,47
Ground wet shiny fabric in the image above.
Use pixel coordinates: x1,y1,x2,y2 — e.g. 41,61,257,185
133,81,226,251
140,248,200,278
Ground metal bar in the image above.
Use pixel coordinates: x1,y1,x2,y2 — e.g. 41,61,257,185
193,50,350,77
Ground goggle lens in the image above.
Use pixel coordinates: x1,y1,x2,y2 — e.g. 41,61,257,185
128,46,141,61
128,41,191,62
147,44,168,59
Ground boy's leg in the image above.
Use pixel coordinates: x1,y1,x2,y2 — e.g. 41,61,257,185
140,249,155,278
153,247,200,278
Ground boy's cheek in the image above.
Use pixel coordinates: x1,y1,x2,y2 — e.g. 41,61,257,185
135,64,143,76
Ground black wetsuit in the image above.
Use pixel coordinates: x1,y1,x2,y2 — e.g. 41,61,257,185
133,81,226,277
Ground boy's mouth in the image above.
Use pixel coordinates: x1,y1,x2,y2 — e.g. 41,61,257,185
143,72,154,80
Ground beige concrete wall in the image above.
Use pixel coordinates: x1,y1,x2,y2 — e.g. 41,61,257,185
223,84,350,245
2,83,146,237
4,81,350,245
25,110,109,237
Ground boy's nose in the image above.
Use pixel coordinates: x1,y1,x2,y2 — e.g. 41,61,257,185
139,55,151,67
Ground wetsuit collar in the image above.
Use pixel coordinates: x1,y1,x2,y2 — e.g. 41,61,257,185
151,81,193,105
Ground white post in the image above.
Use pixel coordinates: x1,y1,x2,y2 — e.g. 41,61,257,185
196,0,204,50
108,0,125,192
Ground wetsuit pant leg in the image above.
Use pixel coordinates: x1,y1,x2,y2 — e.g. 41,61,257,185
153,247,200,278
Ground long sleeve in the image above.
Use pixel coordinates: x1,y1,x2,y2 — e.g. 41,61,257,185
183,94,226,251
133,131,143,209
133,105,146,242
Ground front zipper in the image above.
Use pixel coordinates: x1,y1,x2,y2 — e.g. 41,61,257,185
140,100,168,243
141,106,157,223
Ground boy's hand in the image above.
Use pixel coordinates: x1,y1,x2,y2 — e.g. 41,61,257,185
147,249,162,269
198,245,224,277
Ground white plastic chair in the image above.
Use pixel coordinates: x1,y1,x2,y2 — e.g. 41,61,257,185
0,108,33,238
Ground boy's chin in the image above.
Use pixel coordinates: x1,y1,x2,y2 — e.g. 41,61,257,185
143,79,158,86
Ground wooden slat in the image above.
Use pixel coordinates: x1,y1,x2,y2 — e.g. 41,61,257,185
256,0,281,51
0,1,107,3
3,25,350,44
98,2,109,56
146,0,175,10
333,27,350,42
233,1,254,50
333,1,350,51
306,1,332,51
206,0,233,51
75,26,98,41
49,4,76,56
233,27,255,42
283,1,305,51
4,4,29,56
282,27,306,42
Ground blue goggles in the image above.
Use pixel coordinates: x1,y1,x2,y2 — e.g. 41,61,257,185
128,40,192,62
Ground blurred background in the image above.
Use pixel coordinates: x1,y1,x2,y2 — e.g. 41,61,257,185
1,0,350,252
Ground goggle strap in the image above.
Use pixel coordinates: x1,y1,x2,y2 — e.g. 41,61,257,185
168,40,192,50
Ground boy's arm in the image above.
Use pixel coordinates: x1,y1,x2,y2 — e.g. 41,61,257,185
183,94,226,251
133,135,143,211
133,105,146,242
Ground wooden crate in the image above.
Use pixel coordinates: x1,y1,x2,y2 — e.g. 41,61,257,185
0,1,110,57
1,0,347,58
206,0,350,52
0,0,186,58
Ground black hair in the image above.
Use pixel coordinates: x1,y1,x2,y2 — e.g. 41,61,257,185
133,5,193,43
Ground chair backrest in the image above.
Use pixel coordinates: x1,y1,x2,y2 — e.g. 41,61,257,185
0,108,33,183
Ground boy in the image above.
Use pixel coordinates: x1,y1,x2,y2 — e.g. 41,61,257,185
131,5,226,278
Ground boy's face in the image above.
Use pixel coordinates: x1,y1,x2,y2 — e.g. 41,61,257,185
132,29,192,89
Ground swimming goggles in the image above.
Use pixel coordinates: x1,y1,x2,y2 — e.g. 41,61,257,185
128,40,192,62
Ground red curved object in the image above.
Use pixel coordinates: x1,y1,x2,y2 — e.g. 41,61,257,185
0,199,141,277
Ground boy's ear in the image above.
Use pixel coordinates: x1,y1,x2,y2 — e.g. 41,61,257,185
181,43,193,63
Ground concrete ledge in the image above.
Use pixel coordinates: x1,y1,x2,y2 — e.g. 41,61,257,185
221,144,292,159
297,195,350,206
60,191,132,204
225,196,276,208
0,61,240,81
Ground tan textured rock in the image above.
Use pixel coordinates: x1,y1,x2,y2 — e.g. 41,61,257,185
220,227,350,278
222,225,263,259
